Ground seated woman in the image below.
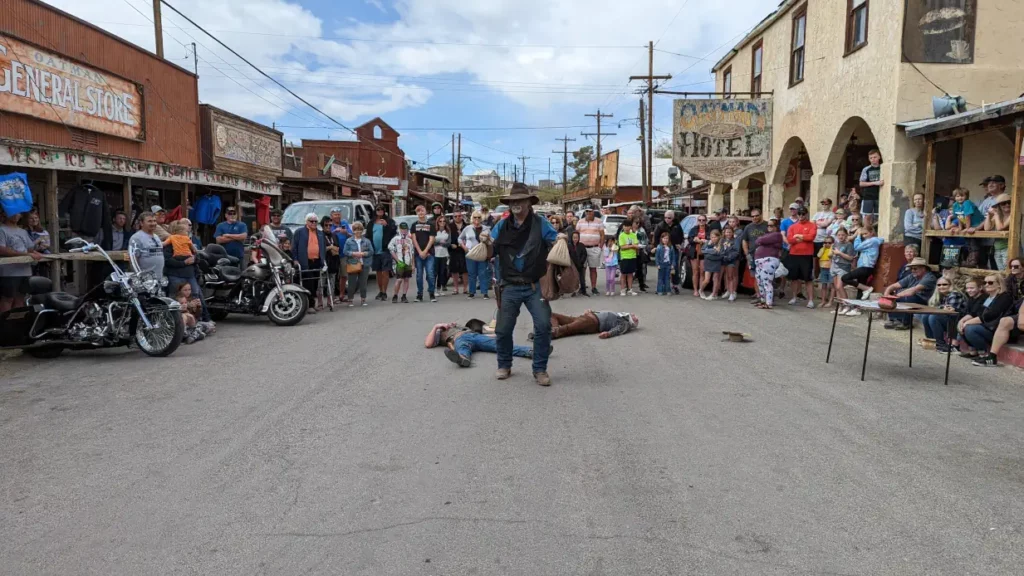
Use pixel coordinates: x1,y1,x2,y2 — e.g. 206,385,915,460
921,275,965,353
974,300,1024,368
425,319,536,368
959,274,1015,361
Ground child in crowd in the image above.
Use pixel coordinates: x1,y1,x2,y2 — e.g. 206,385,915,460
617,220,639,296
654,232,677,296
570,231,588,297
388,222,415,303
721,226,740,302
602,236,619,297
175,283,208,344
817,236,834,308
830,227,856,309
948,187,982,230
699,229,723,300
164,220,196,259
839,225,884,316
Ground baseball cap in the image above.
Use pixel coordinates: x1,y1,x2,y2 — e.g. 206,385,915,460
991,175,1006,184
398,221,409,229
789,202,800,210
796,206,809,215
821,198,833,204
795,197,805,204
330,207,342,214
979,176,992,185
270,208,283,216
150,205,164,213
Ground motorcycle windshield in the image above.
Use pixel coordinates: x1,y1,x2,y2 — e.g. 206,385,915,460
261,240,291,266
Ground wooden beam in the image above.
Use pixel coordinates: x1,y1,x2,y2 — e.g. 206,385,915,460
924,230,1009,239
181,183,190,217
1009,121,1023,262
45,169,60,287
0,251,128,265
122,176,132,214
922,141,936,263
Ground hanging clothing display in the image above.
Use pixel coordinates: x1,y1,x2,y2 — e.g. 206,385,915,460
254,195,271,227
0,172,33,217
166,205,183,222
58,182,112,242
192,193,222,225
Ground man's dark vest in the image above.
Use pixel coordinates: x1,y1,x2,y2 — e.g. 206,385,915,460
499,214,549,285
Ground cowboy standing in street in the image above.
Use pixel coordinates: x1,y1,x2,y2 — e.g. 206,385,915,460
488,183,560,386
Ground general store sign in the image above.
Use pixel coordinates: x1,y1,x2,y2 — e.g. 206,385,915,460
672,98,772,183
1,141,281,195
0,36,145,141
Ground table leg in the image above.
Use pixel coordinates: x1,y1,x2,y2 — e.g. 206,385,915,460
944,315,953,386
861,311,873,382
909,320,914,368
826,300,840,363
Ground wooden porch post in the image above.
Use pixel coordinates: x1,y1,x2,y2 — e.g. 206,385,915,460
1009,121,1023,261
921,141,936,264
45,170,61,286
181,183,190,217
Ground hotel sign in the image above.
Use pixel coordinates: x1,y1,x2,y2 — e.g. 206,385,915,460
672,98,772,183
0,36,145,141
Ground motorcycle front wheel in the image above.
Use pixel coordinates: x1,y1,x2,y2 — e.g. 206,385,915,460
267,291,308,326
135,308,185,357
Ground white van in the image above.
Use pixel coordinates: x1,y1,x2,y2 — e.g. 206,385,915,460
281,199,375,234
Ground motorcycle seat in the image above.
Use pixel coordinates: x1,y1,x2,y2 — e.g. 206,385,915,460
218,266,243,282
29,292,80,312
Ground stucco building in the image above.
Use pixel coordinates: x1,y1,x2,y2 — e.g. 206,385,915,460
708,0,1024,237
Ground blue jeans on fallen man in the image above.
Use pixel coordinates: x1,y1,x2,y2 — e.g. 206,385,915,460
887,294,929,326
496,282,551,374
455,332,531,361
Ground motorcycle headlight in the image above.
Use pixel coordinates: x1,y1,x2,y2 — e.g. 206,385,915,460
130,272,160,295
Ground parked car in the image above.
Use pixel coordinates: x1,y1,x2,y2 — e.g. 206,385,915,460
280,199,375,234
602,214,627,238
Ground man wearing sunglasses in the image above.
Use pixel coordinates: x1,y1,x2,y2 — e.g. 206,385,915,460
214,206,249,261
882,257,937,330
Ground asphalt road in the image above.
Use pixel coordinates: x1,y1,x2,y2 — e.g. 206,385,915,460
2,287,1023,575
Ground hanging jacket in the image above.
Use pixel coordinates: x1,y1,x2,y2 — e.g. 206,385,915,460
59,183,111,242
166,205,183,222
254,195,272,227
192,194,222,225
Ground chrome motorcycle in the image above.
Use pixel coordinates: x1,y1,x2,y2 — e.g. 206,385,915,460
0,238,184,358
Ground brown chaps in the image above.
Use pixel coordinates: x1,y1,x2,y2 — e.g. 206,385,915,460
551,312,600,339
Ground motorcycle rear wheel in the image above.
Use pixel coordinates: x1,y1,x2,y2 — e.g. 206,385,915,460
267,291,308,326
135,308,185,357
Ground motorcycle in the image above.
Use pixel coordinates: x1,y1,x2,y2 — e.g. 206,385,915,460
197,233,309,326
0,238,184,359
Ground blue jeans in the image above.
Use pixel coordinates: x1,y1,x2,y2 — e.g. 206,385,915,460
466,259,490,296
496,282,552,373
887,294,929,326
963,324,994,352
657,265,672,294
455,332,532,360
923,313,954,343
167,275,210,322
414,253,435,297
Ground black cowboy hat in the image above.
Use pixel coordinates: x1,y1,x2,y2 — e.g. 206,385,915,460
500,182,539,205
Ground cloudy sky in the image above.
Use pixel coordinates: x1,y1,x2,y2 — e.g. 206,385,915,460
45,0,778,183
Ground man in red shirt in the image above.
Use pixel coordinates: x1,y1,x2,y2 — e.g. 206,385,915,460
786,207,818,309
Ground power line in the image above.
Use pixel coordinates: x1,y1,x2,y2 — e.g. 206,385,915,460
653,0,693,48
89,21,651,49
273,124,596,132
157,0,399,160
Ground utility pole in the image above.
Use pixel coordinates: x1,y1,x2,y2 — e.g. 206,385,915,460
153,0,164,58
639,99,648,200
451,133,456,197
189,42,197,75
582,110,615,198
517,152,530,184
548,157,551,185
553,135,576,196
630,41,671,205
457,133,462,201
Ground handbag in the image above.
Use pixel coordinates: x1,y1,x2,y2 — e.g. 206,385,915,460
346,239,364,274
466,242,489,262
877,296,897,310
774,262,789,279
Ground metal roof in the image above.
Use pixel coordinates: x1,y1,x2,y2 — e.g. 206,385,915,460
899,96,1024,139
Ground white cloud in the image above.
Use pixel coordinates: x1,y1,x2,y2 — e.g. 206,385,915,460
41,0,776,128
